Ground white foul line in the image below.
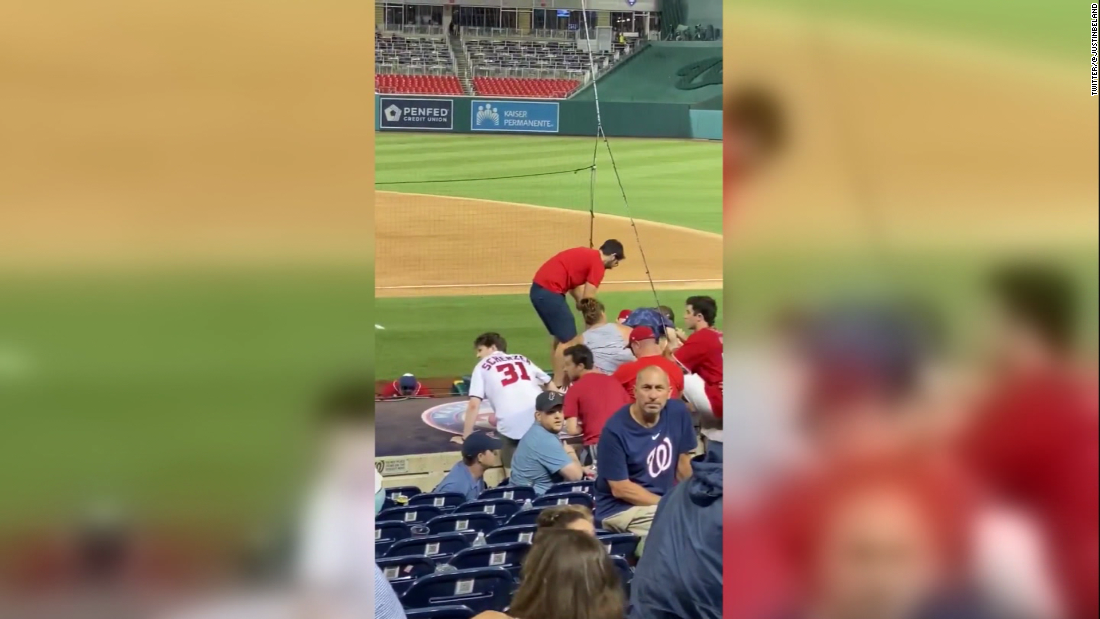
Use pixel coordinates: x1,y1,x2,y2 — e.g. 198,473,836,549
375,278,722,291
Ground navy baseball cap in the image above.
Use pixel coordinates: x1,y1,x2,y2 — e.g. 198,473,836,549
461,431,503,458
397,373,418,392
535,391,564,412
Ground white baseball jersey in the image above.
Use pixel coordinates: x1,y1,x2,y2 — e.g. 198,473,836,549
469,351,550,440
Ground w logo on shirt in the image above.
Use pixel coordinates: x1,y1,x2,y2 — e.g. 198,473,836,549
645,437,674,478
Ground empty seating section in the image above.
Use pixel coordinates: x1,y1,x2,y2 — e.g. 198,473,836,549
378,481,638,615
375,74,463,96
473,77,578,99
465,38,612,77
375,32,462,95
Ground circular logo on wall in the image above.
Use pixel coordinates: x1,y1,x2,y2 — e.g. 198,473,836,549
420,400,575,438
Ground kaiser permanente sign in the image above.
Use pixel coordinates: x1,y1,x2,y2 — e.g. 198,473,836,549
470,100,559,133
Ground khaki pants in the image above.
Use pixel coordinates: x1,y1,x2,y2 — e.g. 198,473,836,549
500,436,520,471
602,504,657,557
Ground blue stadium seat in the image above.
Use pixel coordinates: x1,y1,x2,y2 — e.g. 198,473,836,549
378,505,445,525
611,555,634,597
454,498,521,523
532,491,594,510
385,532,469,561
426,513,498,536
448,541,531,580
478,485,537,502
597,532,640,558
375,521,412,555
376,555,435,596
504,507,546,527
385,485,423,502
405,606,476,619
409,492,468,512
401,566,513,614
547,480,594,496
486,524,537,545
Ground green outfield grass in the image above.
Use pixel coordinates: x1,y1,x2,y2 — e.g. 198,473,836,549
375,133,722,234
376,133,723,379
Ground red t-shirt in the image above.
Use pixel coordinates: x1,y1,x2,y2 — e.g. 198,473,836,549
532,247,606,295
378,380,432,399
959,367,1099,619
612,355,684,401
563,372,630,445
675,328,724,417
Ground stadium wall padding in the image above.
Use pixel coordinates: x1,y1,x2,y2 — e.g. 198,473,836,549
375,95,720,140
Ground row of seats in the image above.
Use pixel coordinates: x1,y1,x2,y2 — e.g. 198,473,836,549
384,479,593,509
375,74,464,95
473,77,580,98
378,522,639,560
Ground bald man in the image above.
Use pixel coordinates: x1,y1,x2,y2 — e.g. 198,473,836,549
594,366,697,550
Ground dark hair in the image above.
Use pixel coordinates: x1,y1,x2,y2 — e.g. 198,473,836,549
599,239,625,260
315,379,373,427
473,332,507,353
510,529,624,619
563,344,595,370
990,263,1077,352
576,297,605,327
686,295,718,327
727,85,786,158
658,305,675,323
535,505,594,533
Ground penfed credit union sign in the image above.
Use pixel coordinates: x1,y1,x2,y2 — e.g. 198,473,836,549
378,97,454,131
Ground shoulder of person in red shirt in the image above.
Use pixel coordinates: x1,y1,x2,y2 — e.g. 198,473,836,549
675,328,723,373
533,247,602,293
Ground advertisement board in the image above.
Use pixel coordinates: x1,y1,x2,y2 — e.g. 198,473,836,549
470,99,559,133
379,97,454,131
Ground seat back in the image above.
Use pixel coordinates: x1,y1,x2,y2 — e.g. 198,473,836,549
385,532,469,562
400,567,514,614
503,507,546,527
485,524,537,545
478,485,536,502
547,480,594,496
378,505,445,525
409,492,468,512
376,555,435,595
454,498,521,522
405,606,476,619
531,491,594,510
426,513,498,536
385,485,423,501
597,532,640,558
611,555,633,597
448,542,531,579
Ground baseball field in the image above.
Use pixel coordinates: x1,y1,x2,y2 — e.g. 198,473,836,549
375,133,723,380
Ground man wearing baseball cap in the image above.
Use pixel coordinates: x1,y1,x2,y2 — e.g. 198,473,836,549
612,326,685,401
510,391,593,495
432,431,502,502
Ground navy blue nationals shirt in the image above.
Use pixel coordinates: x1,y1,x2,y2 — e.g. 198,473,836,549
594,399,697,521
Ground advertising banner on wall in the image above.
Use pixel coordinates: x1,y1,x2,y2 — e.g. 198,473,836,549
470,100,559,133
378,97,454,131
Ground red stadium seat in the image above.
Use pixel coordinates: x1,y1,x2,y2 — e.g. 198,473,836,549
472,77,580,99
375,74,464,96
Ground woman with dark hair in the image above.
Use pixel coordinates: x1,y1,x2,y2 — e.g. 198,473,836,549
578,297,634,375
474,529,625,619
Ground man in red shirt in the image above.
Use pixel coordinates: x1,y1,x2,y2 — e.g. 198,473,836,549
561,343,630,466
377,373,432,399
958,264,1098,619
531,239,625,387
673,295,723,420
612,326,684,400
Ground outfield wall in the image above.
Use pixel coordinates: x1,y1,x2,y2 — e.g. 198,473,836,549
375,94,722,140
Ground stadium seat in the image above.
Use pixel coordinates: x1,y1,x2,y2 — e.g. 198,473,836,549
454,498,521,523
503,507,546,527
405,606,476,619
378,505,445,525
409,492,469,512
478,485,536,503
376,555,436,596
532,491,594,510
385,486,423,502
596,532,640,558
448,541,531,580
472,77,580,99
401,566,514,614
374,74,463,96
385,532,469,562
375,521,413,555
426,512,498,536
485,524,537,545
547,480,594,496
611,555,634,597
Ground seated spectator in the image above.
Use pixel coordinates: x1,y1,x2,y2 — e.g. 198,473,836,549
535,504,597,537
433,431,502,502
595,367,696,551
578,298,634,375
617,309,632,324
510,392,592,495
474,529,625,619
378,373,431,399
612,327,685,400
562,344,630,466
629,443,723,619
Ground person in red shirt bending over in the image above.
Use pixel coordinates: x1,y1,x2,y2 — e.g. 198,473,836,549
612,326,684,400
671,295,723,420
958,264,1098,619
561,343,630,467
531,240,625,387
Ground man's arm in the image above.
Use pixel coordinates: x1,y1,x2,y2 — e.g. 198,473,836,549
565,418,581,436
676,453,694,482
607,478,663,506
450,397,482,444
547,441,585,481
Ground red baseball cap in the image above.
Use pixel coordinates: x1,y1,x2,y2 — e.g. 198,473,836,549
625,325,656,348
617,309,632,321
